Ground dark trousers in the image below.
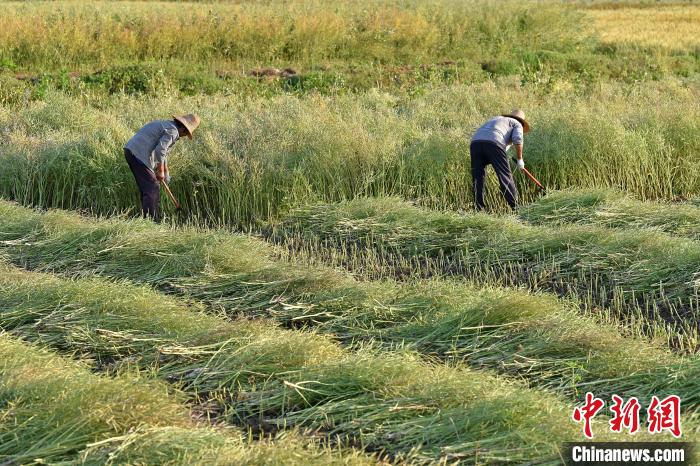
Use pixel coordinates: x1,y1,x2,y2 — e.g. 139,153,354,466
124,149,160,220
470,140,518,211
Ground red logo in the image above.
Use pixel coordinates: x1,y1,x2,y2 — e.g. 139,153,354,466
648,395,682,438
572,392,605,439
573,394,681,439
609,395,640,434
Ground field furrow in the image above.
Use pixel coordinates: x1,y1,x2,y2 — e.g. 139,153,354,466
0,200,698,414
274,196,700,341
0,262,628,464
0,333,369,465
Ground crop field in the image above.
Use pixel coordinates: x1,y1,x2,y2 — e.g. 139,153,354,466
1,0,700,465
587,4,700,51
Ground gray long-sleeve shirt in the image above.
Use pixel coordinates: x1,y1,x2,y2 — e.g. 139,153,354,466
471,116,524,151
124,120,180,171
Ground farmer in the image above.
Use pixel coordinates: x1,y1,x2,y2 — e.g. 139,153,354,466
470,109,530,211
124,114,200,220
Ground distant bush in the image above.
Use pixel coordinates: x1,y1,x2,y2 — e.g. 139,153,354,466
0,75,28,106
82,64,169,94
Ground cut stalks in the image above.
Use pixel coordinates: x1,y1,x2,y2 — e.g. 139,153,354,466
0,263,626,463
520,188,700,241
274,196,700,343
0,200,698,413
0,333,368,465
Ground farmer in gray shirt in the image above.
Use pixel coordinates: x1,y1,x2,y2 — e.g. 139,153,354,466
470,109,530,211
124,114,200,220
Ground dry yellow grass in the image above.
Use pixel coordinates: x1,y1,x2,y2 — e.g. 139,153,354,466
0,0,574,70
588,5,700,50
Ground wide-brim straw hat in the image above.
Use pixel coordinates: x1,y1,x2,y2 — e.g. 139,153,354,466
502,109,530,133
173,114,201,139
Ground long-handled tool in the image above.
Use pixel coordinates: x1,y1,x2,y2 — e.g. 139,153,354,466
161,181,182,211
512,158,546,194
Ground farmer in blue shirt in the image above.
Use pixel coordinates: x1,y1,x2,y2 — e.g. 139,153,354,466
124,114,200,220
470,109,530,211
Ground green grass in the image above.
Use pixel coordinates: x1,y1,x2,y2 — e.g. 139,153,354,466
1,200,699,414
0,262,626,464
0,0,584,100
0,333,369,465
3,1,699,462
1,79,699,227
0,0,697,101
274,196,700,337
80,428,372,466
520,188,700,240
0,334,185,463
0,1,583,72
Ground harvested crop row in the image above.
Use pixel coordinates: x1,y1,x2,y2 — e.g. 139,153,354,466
0,263,612,464
520,189,700,241
275,197,700,337
0,333,367,466
0,200,696,409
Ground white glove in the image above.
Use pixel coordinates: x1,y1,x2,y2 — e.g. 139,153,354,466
516,159,525,170
166,174,172,184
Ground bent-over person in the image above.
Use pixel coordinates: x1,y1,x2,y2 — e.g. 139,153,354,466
124,114,200,220
470,109,530,211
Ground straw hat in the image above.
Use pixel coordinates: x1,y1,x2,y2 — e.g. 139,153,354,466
173,114,201,139
502,109,530,133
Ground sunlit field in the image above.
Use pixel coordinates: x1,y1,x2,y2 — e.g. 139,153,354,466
1,1,699,464
588,4,700,50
